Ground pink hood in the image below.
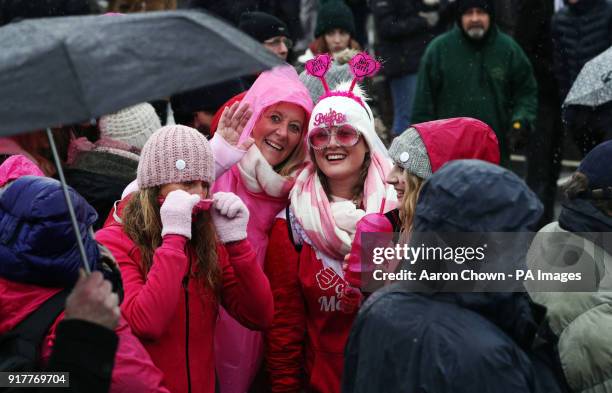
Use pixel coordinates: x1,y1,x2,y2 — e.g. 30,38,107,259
412,117,500,172
236,65,314,145
0,155,45,187
0,139,39,169
214,65,314,256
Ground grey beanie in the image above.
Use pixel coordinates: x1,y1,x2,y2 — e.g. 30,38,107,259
299,62,353,104
388,127,432,179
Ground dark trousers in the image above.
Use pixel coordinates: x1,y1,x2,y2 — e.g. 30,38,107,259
527,92,563,227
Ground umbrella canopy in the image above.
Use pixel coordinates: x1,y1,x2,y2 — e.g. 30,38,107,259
0,10,282,136
0,10,281,271
564,46,612,107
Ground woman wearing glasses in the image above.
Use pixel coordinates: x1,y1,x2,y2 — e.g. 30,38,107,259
263,78,395,393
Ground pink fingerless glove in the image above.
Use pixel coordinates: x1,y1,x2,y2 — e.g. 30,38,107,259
339,286,364,314
344,213,394,288
211,192,249,243
160,190,201,239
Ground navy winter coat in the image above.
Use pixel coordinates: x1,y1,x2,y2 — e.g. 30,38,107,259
552,0,612,100
370,0,447,77
0,176,99,287
343,160,569,393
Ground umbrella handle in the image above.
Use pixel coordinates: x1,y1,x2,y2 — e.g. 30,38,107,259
46,128,91,274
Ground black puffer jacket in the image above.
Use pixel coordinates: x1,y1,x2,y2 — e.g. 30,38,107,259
370,0,448,78
551,0,612,99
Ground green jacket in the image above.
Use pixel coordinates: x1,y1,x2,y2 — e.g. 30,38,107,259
412,25,537,163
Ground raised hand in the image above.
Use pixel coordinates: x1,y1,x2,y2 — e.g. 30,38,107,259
217,101,254,150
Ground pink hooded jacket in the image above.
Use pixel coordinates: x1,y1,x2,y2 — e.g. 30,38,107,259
213,65,314,393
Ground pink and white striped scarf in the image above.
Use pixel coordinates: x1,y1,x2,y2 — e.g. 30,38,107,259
290,150,395,261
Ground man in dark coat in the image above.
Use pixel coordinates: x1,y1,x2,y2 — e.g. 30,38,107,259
552,0,612,156
514,0,564,225
370,0,449,135
343,160,568,393
412,0,538,166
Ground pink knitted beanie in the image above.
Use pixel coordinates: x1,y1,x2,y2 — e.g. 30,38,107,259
137,125,214,188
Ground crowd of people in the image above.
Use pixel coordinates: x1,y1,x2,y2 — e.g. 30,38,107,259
0,0,611,393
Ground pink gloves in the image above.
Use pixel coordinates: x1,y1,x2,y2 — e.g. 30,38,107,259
160,190,201,239
339,286,364,314
344,213,394,288
211,192,249,243
160,190,249,243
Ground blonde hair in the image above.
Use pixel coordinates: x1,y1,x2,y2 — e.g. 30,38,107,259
122,188,221,295
398,170,425,235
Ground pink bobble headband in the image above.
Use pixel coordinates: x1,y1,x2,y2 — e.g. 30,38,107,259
305,52,382,108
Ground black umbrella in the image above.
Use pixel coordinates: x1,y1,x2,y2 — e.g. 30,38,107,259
0,10,281,135
0,10,281,271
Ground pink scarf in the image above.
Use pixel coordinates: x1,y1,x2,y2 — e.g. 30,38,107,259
290,150,395,262
214,146,299,259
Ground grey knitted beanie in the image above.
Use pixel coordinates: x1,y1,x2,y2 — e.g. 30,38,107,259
388,127,432,179
299,62,353,104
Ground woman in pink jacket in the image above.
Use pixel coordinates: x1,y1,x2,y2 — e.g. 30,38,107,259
212,65,314,393
96,125,274,393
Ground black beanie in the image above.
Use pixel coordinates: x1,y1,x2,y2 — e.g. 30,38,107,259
171,79,246,115
314,0,356,38
238,11,289,42
455,0,495,21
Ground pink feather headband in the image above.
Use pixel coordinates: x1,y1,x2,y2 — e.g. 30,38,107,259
305,52,382,108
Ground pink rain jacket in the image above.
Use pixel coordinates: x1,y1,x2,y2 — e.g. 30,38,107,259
213,65,314,393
